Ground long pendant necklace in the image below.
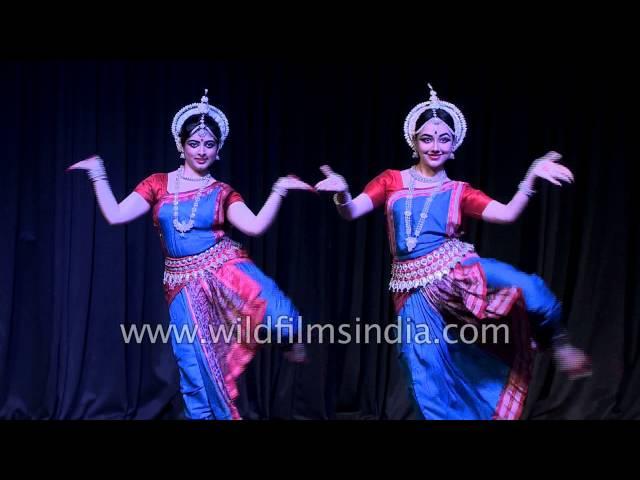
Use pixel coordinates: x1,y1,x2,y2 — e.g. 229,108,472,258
172,165,212,237
404,168,448,252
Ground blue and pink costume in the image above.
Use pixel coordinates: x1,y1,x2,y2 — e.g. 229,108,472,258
364,169,565,420
135,173,299,420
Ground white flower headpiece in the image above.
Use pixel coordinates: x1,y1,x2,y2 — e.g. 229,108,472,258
171,89,230,157
403,83,467,152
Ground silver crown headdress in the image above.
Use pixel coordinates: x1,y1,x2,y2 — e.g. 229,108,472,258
403,83,467,152
171,89,230,157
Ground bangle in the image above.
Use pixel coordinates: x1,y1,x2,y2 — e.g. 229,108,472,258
272,183,288,198
333,192,352,206
518,181,536,197
87,157,108,183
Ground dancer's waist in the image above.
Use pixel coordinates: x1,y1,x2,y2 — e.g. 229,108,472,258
164,238,247,287
389,239,475,292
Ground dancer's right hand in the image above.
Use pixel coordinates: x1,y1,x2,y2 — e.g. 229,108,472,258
274,175,315,192
66,154,102,172
314,165,349,193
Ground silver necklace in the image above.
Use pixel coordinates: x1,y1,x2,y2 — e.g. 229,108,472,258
172,165,212,237
403,169,448,252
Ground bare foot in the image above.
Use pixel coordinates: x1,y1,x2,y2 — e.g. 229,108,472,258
553,344,592,380
283,343,308,364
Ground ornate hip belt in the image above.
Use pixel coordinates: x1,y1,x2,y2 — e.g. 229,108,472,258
163,238,247,288
389,238,475,292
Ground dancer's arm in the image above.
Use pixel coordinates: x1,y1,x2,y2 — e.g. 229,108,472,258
315,165,376,221
227,176,314,236
67,155,150,225
481,151,574,224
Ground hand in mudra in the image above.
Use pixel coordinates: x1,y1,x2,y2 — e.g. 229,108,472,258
274,175,315,192
530,151,574,186
66,154,103,172
314,165,349,193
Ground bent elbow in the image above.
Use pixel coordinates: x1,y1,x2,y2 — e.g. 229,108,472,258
248,228,267,237
338,210,355,221
106,215,124,226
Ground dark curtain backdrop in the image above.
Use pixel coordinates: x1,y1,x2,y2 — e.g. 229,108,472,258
0,60,636,419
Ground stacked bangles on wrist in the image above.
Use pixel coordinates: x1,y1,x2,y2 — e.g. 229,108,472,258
272,182,288,198
87,156,108,183
518,159,542,197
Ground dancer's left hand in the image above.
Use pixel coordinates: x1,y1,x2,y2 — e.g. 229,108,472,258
530,151,574,186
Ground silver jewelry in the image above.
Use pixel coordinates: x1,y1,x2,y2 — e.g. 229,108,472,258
518,181,536,197
408,166,447,184
333,192,352,206
171,88,230,157
518,159,542,197
87,157,107,182
404,83,467,155
272,182,288,198
180,172,210,181
404,171,448,252
172,165,212,237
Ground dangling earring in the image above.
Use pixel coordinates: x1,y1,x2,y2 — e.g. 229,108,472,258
216,154,220,161
450,152,455,159
412,151,418,159
180,152,185,159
